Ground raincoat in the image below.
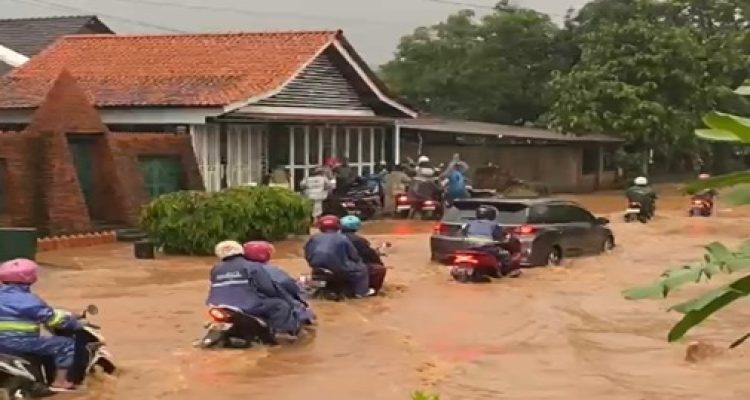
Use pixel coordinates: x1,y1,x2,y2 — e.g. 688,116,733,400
301,175,332,218
342,232,386,293
384,170,411,212
0,284,80,368
206,255,300,334
625,185,657,217
262,264,315,324
465,220,514,275
445,168,469,202
304,232,370,296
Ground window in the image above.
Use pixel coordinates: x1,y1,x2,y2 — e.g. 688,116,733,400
444,201,530,224
564,206,596,223
0,159,6,213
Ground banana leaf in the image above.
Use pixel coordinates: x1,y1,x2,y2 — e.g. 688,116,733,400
735,85,750,96
667,275,750,342
702,111,750,142
684,171,750,194
695,128,743,142
623,241,750,300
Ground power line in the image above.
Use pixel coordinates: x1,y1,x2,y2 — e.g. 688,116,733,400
8,0,187,32
103,0,409,28
422,0,496,10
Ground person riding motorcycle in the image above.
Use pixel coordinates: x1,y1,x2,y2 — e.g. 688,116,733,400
691,173,718,211
625,176,657,218
242,241,316,325
303,215,373,298
208,241,301,338
464,206,522,277
340,215,387,293
0,258,81,391
408,155,442,203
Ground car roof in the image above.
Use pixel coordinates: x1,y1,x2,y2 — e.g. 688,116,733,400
453,196,581,207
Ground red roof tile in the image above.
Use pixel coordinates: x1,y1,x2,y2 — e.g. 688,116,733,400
0,30,340,108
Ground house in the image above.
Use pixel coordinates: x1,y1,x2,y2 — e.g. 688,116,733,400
0,30,418,192
0,71,202,235
397,118,623,192
0,15,113,75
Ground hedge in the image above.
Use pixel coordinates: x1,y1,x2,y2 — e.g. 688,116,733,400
140,186,312,255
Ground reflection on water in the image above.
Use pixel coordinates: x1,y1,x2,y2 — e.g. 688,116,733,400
37,188,750,400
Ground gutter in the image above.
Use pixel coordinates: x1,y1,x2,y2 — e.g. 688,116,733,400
0,44,29,67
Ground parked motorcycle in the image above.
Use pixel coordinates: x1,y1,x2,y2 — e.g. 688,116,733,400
0,305,115,399
298,243,391,301
325,178,381,220
197,306,276,349
689,196,713,217
624,201,649,223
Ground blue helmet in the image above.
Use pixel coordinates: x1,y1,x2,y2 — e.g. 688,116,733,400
340,215,362,232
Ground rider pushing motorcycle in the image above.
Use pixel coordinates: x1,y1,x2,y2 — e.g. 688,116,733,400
0,259,81,392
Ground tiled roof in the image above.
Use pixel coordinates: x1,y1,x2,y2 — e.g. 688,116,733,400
0,15,112,75
0,31,341,108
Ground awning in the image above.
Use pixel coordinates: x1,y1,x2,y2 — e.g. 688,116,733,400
397,117,623,144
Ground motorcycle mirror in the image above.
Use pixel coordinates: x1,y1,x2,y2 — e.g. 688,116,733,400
86,304,99,316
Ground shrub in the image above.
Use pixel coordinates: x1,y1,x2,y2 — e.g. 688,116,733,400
140,186,312,255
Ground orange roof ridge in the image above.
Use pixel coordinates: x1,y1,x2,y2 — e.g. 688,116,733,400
60,30,342,40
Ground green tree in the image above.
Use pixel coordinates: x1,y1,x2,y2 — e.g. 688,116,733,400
624,84,750,346
545,0,749,171
380,5,567,125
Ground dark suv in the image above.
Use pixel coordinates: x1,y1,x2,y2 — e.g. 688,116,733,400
430,198,615,267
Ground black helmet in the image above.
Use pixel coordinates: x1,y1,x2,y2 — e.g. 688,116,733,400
476,205,496,221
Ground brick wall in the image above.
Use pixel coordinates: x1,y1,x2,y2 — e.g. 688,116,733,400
108,133,204,225
0,71,204,233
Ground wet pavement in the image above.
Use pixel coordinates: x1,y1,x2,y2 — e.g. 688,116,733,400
33,186,750,400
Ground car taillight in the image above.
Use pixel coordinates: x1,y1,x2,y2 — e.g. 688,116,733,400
433,223,449,235
513,225,537,236
423,200,437,206
454,254,478,265
208,308,232,323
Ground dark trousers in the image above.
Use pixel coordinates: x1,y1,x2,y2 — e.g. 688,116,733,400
367,264,387,293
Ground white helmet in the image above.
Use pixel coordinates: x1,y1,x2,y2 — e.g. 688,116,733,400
417,155,430,164
634,176,648,186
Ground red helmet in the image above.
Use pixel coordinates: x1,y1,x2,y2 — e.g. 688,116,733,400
243,241,274,263
317,215,341,231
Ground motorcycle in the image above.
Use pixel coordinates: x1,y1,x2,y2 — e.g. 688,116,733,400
624,201,649,223
325,177,381,221
394,193,441,220
298,243,391,301
449,235,522,283
689,196,713,217
0,305,115,399
197,306,276,349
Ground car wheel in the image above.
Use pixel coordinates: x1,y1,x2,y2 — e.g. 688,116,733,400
602,236,615,253
546,246,563,267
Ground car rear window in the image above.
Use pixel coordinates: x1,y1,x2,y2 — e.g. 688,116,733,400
443,201,529,224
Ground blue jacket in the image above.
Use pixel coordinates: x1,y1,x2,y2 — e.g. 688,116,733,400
206,255,285,313
304,232,364,273
446,169,467,196
0,284,80,337
465,220,503,242
263,264,304,302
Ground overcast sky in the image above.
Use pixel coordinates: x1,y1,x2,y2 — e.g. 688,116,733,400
0,0,590,65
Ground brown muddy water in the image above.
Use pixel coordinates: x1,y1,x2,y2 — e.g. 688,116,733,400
34,187,750,400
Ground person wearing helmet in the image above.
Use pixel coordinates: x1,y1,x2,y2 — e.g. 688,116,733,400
340,216,387,293
208,241,301,338
300,167,333,220
243,241,315,325
303,215,373,297
625,176,657,218
464,206,522,277
0,258,82,391
692,173,718,209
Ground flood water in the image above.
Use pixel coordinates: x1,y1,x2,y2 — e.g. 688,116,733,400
35,186,750,400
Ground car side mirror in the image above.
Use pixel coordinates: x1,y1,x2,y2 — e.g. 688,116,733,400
596,217,609,225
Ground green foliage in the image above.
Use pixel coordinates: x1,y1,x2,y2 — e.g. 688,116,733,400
380,6,569,125
545,0,750,166
624,241,750,342
140,186,311,255
411,391,440,400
